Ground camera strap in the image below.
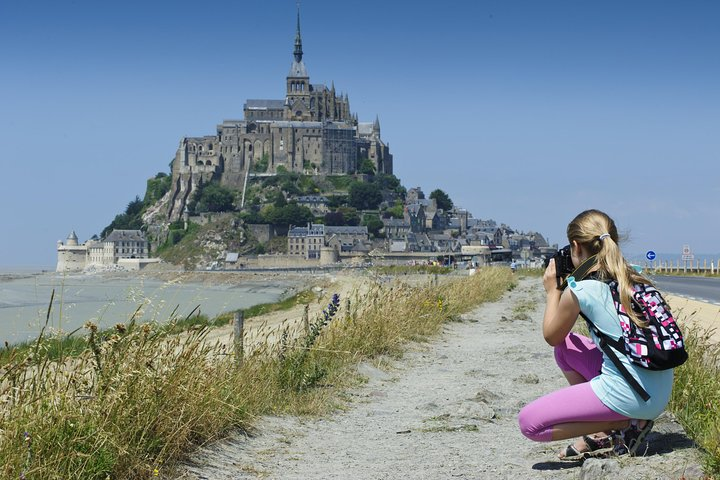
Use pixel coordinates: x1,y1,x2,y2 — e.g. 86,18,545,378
559,254,597,290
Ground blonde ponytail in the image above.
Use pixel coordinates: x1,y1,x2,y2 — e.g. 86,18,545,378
567,209,652,327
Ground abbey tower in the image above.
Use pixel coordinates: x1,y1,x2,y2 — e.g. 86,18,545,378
165,9,392,221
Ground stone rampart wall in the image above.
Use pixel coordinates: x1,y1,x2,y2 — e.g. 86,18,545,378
257,254,320,268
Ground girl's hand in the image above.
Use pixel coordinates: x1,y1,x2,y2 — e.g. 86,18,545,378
543,258,558,293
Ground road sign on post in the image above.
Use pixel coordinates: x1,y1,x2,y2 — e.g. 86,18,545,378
681,245,694,262
646,251,656,261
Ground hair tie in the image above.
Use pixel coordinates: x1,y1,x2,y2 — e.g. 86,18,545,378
599,233,611,241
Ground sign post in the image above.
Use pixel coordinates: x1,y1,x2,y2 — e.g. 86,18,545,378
681,245,694,272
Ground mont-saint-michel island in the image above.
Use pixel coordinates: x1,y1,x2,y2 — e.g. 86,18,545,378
56,11,554,274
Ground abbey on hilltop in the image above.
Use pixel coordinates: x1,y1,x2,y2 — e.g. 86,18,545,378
165,9,393,221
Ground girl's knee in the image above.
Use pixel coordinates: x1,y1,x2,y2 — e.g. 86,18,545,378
518,404,552,442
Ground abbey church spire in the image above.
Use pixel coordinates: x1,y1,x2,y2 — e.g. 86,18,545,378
293,6,303,63
286,4,310,120
287,4,308,80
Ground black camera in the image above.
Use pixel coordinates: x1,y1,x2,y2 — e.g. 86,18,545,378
544,244,575,278
544,244,599,290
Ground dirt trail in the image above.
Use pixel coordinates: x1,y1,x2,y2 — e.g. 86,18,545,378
176,277,705,480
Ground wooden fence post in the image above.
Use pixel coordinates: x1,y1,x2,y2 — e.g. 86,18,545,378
303,304,310,336
234,311,244,366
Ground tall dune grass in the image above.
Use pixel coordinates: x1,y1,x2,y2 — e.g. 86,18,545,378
669,321,720,477
0,268,513,479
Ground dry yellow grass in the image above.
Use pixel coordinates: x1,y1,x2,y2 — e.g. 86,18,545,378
0,267,513,479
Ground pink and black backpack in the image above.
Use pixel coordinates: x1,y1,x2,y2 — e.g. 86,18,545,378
582,280,688,401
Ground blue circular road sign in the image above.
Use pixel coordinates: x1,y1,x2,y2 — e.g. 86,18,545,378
646,251,656,261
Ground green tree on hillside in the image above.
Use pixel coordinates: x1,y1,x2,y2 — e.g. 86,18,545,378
362,214,384,237
101,196,144,238
323,207,360,226
385,201,405,219
348,182,382,210
357,158,376,175
272,190,287,207
191,183,236,213
429,188,453,211
337,206,360,226
253,153,269,173
144,172,172,205
261,203,313,227
327,195,348,209
372,173,405,198
323,211,345,226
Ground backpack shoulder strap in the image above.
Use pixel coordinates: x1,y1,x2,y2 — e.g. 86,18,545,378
579,310,651,402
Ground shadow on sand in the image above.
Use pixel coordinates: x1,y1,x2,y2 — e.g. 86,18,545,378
531,431,697,471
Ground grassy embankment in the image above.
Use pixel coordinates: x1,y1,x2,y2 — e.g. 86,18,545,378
0,268,513,479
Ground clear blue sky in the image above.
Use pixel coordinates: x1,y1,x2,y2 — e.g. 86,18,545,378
1,0,718,268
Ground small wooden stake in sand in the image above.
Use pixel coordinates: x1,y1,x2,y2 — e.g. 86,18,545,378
303,304,310,336
234,310,244,366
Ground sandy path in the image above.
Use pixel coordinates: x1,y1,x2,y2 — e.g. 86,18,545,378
176,277,706,480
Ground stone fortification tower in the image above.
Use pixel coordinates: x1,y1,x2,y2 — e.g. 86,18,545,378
56,231,86,272
165,8,392,221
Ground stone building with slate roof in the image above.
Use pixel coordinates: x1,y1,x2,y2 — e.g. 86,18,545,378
293,195,330,215
287,223,369,258
166,9,392,221
57,229,149,272
288,223,326,259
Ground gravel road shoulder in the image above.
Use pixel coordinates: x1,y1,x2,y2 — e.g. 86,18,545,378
176,277,705,480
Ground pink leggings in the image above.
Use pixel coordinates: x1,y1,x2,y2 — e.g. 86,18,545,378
518,333,628,442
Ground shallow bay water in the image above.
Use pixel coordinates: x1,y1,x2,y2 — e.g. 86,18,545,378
0,271,294,345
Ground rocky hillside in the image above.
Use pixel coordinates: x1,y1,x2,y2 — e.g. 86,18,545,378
154,216,255,271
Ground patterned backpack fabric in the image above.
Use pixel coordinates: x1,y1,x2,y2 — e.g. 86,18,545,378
605,281,688,370
582,280,688,401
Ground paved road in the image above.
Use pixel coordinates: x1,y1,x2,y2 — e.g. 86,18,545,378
649,275,720,305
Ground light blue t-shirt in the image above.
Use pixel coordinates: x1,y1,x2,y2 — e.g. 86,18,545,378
568,279,674,419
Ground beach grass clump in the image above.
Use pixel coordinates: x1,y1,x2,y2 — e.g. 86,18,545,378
668,322,720,476
1,320,249,479
0,267,513,479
